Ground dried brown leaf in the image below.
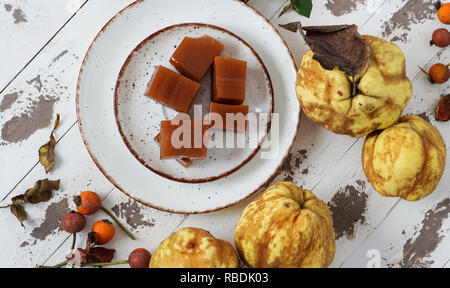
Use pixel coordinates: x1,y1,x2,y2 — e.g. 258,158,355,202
39,114,60,173
25,189,53,204
87,247,115,263
10,205,27,226
279,3,292,17
34,178,60,192
3,179,60,227
299,24,372,77
279,21,301,33
302,25,351,33
53,113,60,130
11,195,26,206
67,246,115,266
23,179,60,204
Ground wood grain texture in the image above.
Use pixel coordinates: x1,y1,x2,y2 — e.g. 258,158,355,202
0,0,448,268
0,0,87,90
0,0,136,200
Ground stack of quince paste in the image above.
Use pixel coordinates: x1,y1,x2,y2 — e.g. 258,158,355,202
147,35,249,166
148,25,446,268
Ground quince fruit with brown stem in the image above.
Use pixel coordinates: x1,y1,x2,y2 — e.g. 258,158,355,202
296,26,412,138
362,115,446,201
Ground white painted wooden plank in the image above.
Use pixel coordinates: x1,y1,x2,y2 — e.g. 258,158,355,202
175,194,260,247
266,0,450,268
42,187,187,268
157,136,393,268
0,122,187,267
0,0,136,199
308,139,399,268
338,81,450,268
1,0,449,268
0,0,87,90
357,0,448,82
40,117,384,268
0,0,292,201
0,0,390,198
338,44,449,267
2,0,291,268
0,125,115,267
273,0,445,81
341,184,450,268
35,116,367,268
271,0,450,267
336,35,449,268
0,48,81,198
246,0,289,20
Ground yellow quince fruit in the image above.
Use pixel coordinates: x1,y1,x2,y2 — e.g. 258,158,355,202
362,115,446,201
150,227,240,268
235,182,335,268
296,35,412,138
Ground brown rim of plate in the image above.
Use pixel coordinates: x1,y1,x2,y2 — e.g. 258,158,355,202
76,0,301,214
114,22,274,184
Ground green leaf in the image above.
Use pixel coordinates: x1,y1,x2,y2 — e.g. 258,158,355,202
291,0,313,18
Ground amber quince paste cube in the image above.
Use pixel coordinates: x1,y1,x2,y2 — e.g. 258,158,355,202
170,36,224,82
209,102,249,132
212,56,247,105
146,65,200,113
160,120,209,160
154,132,192,168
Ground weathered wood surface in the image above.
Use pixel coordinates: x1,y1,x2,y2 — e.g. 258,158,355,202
0,0,448,268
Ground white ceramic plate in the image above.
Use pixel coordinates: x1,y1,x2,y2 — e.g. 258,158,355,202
114,23,274,183
77,0,300,213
